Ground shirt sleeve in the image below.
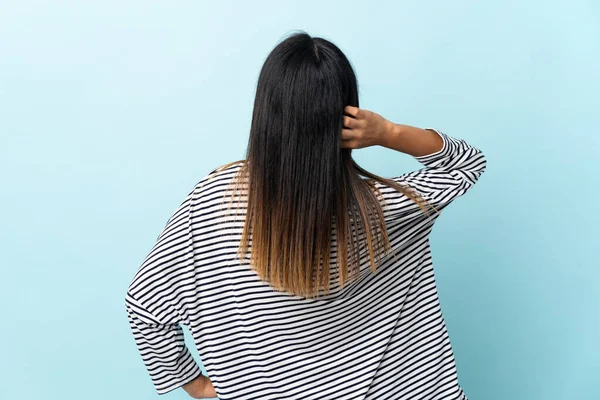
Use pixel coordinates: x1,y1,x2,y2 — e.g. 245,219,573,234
382,128,487,223
124,188,203,395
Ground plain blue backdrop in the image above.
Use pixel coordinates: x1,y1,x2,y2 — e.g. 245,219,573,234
1,1,598,399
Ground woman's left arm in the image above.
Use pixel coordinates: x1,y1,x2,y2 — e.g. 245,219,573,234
125,290,205,395
124,185,216,397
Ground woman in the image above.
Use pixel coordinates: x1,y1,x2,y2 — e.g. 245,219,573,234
125,31,486,400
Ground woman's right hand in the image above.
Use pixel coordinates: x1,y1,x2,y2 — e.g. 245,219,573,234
340,105,392,149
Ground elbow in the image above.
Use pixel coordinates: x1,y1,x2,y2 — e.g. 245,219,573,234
125,289,136,310
469,146,487,176
476,149,487,176
470,150,487,187
462,149,487,186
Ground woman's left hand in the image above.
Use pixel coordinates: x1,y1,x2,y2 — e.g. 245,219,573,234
183,375,218,398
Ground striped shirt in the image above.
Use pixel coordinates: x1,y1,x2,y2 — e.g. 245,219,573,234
125,128,487,399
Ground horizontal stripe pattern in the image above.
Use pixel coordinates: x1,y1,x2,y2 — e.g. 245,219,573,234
125,128,486,399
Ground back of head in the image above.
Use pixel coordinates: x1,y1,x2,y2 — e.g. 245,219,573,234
251,31,359,155
225,31,415,299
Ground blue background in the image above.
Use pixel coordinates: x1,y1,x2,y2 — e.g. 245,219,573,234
1,1,598,399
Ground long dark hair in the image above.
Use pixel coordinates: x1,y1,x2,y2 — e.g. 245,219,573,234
212,31,429,298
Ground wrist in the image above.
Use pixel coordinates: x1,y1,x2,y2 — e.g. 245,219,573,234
380,120,400,148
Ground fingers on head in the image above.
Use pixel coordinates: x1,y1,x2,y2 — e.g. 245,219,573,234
343,115,356,128
341,128,354,140
344,105,359,118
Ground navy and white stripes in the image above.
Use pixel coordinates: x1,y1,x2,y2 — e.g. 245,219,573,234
125,128,486,399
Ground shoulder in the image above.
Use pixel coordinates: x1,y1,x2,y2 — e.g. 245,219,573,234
193,160,246,195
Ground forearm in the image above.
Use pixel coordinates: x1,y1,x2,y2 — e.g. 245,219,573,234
380,121,444,157
183,375,217,399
